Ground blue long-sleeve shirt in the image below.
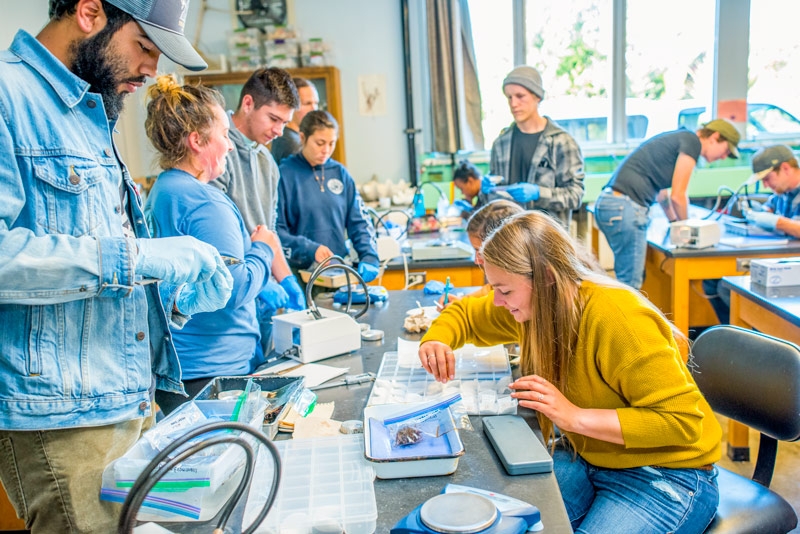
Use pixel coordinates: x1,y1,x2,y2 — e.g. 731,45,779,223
277,153,378,269
145,169,273,379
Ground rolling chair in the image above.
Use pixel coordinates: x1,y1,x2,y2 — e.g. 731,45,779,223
692,325,800,533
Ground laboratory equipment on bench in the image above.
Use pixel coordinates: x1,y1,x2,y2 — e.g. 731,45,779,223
272,261,368,364
390,483,542,533
411,238,474,261
669,219,721,249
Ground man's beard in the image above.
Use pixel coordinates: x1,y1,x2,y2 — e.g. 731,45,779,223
71,27,145,121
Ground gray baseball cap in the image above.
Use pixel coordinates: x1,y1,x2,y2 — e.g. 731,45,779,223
106,0,207,71
747,144,797,185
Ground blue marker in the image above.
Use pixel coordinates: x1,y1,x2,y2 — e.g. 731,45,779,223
443,276,452,306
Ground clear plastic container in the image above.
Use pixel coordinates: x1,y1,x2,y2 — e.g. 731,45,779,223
367,344,517,415
244,435,377,533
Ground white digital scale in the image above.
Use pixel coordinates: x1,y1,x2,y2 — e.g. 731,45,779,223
390,484,542,533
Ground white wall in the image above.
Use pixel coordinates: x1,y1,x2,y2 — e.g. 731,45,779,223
1,0,47,47
3,0,410,186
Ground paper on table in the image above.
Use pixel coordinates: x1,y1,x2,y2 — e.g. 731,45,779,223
397,338,421,367
282,363,349,388
279,401,335,432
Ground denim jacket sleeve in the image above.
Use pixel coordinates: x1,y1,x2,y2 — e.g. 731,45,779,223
0,115,135,305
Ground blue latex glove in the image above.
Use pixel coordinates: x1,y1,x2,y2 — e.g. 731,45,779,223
279,275,306,310
506,183,540,203
259,279,289,312
358,262,380,283
136,236,219,285
746,210,780,232
174,256,233,315
453,199,474,214
481,175,497,194
423,280,445,295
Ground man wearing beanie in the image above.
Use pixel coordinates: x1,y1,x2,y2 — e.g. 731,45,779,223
484,65,585,227
744,144,800,237
594,118,740,289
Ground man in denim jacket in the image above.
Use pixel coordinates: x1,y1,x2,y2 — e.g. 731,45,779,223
0,1,233,531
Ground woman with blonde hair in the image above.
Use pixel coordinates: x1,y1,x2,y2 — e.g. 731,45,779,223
419,211,721,533
144,76,289,415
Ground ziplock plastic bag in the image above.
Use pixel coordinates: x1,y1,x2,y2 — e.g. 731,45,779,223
382,393,471,448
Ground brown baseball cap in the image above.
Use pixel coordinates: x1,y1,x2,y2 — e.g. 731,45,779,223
703,118,740,159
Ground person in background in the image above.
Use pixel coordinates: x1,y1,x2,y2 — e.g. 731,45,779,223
438,199,524,308
703,144,800,325
0,1,233,531
277,110,380,283
419,211,721,533
270,77,320,165
484,65,585,227
744,144,800,237
595,118,740,289
451,159,486,218
211,67,305,353
144,76,287,415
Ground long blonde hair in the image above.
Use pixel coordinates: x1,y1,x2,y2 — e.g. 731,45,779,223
481,211,605,446
482,211,687,447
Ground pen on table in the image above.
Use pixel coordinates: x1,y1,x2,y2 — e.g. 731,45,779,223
443,276,452,306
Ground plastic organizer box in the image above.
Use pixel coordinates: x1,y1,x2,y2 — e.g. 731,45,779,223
244,434,377,533
100,383,267,522
367,344,517,415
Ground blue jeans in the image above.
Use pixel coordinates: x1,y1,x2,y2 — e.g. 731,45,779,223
554,449,719,534
594,190,650,289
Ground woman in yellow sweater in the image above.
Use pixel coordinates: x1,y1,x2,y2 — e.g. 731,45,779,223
419,211,721,533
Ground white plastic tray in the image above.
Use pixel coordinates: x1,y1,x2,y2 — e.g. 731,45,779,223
367,342,517,415
363,403,465,480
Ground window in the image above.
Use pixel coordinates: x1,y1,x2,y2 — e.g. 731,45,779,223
625,1,715,140
467,0,515,143
748,0,800,139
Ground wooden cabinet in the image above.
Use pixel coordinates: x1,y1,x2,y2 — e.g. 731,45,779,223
183,66,346,165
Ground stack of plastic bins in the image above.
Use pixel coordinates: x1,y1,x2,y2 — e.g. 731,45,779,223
100,385,267,523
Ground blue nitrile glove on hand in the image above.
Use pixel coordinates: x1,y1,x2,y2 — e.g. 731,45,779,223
506,183,540,203
259,279,289,312
746,210,780,232
453,199,474,214
481,175,497,194
279,275,306,310
423,280,445,295
358,262,380,283
174,255,234,315
136,236,219,285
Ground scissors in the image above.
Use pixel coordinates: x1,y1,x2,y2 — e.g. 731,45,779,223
135,255,242,285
